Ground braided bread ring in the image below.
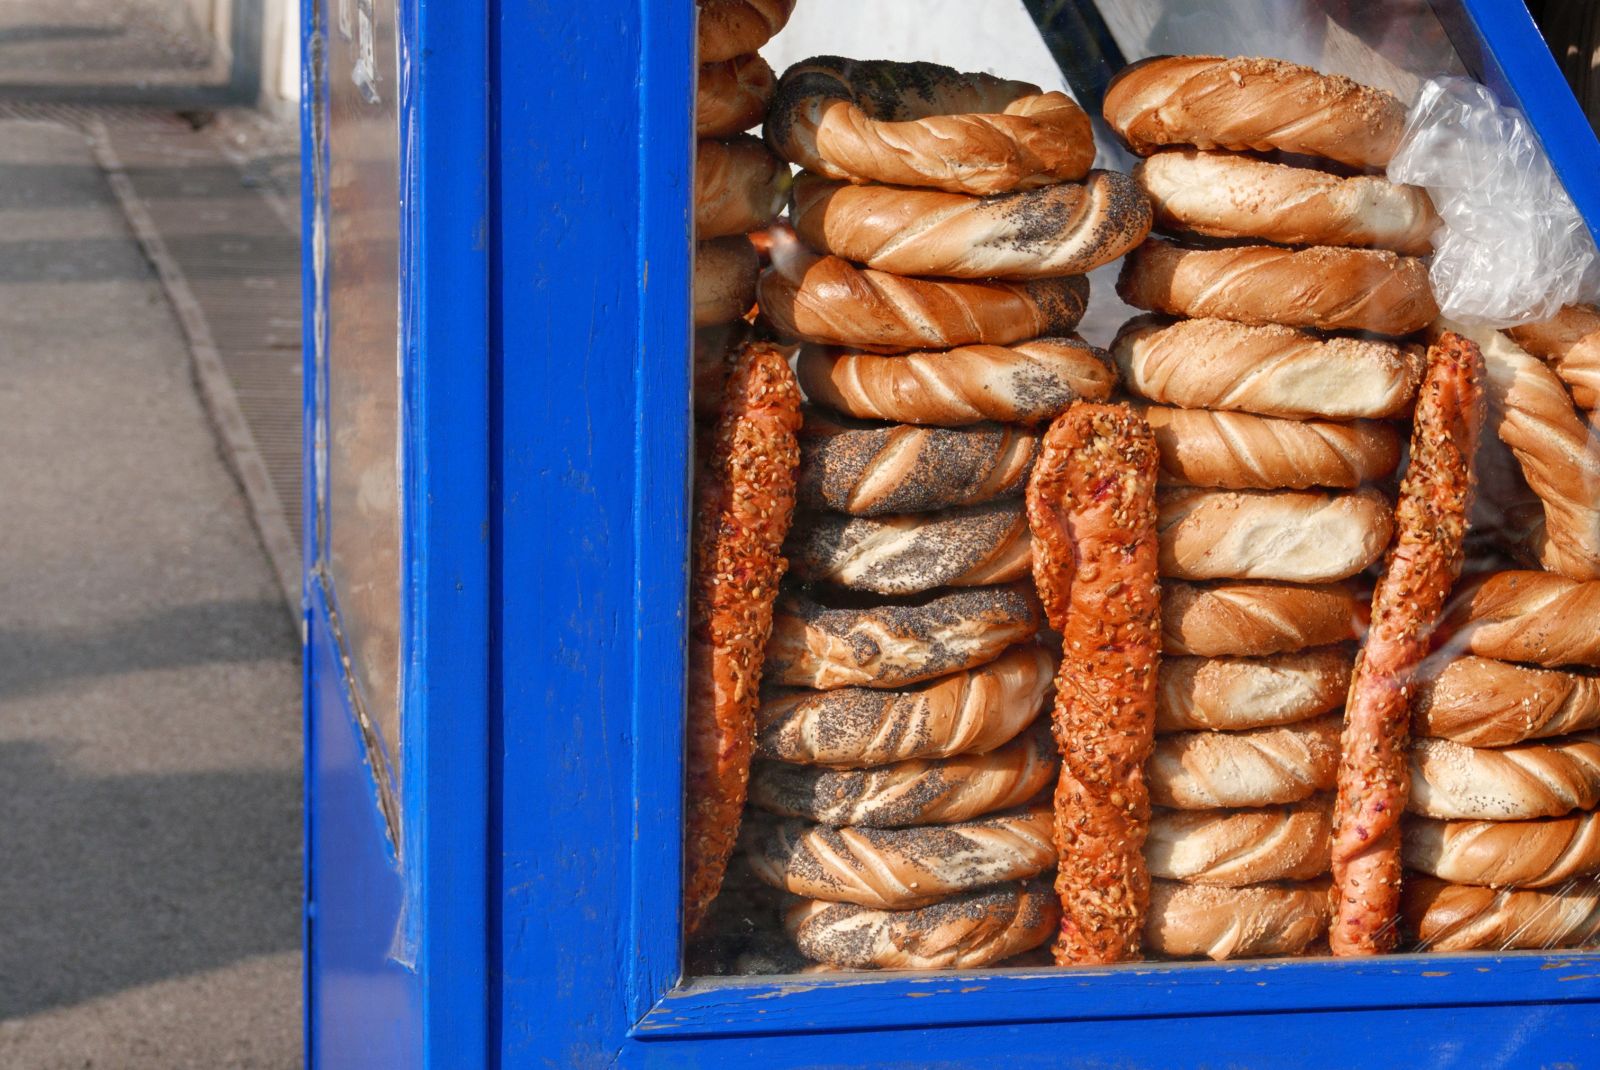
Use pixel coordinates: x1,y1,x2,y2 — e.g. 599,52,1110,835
1134,150,1438,255
1410,734,1600,820
1443,570,1600,669
1148,801,1333,886
790,169,1150,279
1118,238,1438,336
761,250,1088,352
1157,485,1395,583
1506,302,1600,412
749,723,1056,827
1405,812,1600,889
766,57,1094,194
756,644,1056,767
1102,55,1406,170
1404,875,1600,952
786,880,1058,970
1413,656,1600,747
1157,647,1352,733
797,336,1116,428
787,500,1031,595
698,53,776,138
1161,581,1363,658
1114,316,1425,420
697,0,794,64
1146,879,1332,961
696,136,788,239
1149,714,1343,809
743,804,1056,909
695,236,758,326
1141,404,1400,490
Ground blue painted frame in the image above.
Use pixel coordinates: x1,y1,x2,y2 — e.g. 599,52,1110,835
307,0,1600,1065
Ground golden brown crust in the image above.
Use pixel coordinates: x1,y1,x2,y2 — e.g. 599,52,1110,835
748,722,1056,827
1156,485,1395,583
1161,581,1363,658
1113,315,1426,420
797,414,1039,516
1141,404,1401,490
1404,875,1600,952
1505,302,1600,412
756,644,1056,767
685,343,804,934
1102,55,1406,169
763,583,1044,690
696,136,789,239
785,880,1058,969
785,500,1032,595
1404,812,1600,889
693,323,751,418
1442,570,1600,669
743,804,1057,909
1149,714,1343,809
1147,801,1333,886
698,53,777,138
1331,331,1484,957
789,170,1150,279
766,56,1095,194
1025,401,1161,964
1145,878,1333,960
1117,238,1438,336
759,249,1088,352
695,235,760,326
1409,733,1600,820
1156,648,1353,733
1134,150,1437,255
797,336,1116,427
697,0,794,63
1412,656,1600,747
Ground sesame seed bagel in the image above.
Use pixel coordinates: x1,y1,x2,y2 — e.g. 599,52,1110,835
1156,485,1395,583
1157,647,1353,733
785,880,1058,970
1404,874,1600,952
698,53,777,138
1408,733,1600,821
1145,878,1332,960
766,56,1095,195
1404,811,1600,889
1160,581,1364,658
1149,714,1342,809
1148,801,1333,886
1140,404,1402,491
1412,656,1600,747
763,583,1043,691
789,169,1151,279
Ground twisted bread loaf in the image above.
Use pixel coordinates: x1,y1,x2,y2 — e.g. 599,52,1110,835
1156,647,1352,733
1409,734,1600,820
760,250,1088,352
1113,316,1425,420
763,583,1043,690
1505,302,1600,412
1149,714,1342,809
1445,321,1600,580
1134,150,1437,255
1404,812,1600,889
1412,656,1600,747
786,500,1031,595
1161,581,1362,658
1157,485,1394,583
695,236,759,326
797,413,1038,516
1147,801,1333,886
1102,55,1406,169
698,53,776,138
1333,330,1484,956
786,880,1057,970
685,343,803,934
789,170,1150,279
756,644,1056,767
766,56,1095,194
1026,402,1162,964
797,336,1116,427
1145,879,1332,961
1443,571,1600,669
696,136,789,239
743,804,1056,909
748,722,1056,827
1117,238,1438,336
1404,875,1600,952
697,0,794,63
1141,404,1401,490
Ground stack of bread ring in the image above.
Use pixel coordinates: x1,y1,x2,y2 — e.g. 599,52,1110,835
1396,314,1600,955
733,54,1153,972
693,0,796,408
1102,55,1450,961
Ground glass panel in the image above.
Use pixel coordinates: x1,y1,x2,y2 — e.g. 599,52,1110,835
322,0,403,795
686,0,1600,978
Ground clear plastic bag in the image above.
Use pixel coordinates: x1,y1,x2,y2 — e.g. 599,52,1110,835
1388,76,1600,328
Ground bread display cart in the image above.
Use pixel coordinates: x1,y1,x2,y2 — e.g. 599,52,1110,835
301,0,1600,1065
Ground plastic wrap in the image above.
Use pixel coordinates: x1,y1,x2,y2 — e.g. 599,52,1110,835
1388,76,1600,328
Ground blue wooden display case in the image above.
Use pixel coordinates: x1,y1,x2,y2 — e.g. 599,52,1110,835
301,1,1600,1066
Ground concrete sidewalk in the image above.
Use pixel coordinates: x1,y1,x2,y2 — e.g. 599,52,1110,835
0,117,300,1067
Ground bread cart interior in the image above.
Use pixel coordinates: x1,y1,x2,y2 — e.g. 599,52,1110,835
301,0,1600,1064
